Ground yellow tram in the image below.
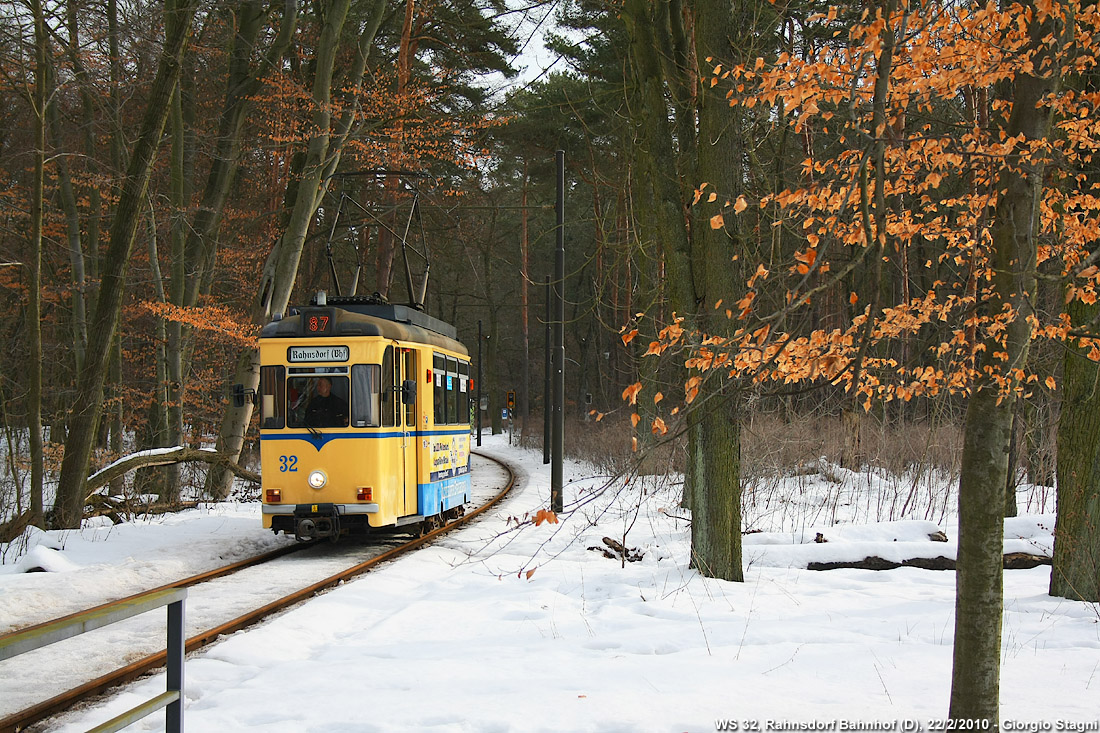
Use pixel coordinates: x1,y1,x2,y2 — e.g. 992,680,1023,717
256,294,472,540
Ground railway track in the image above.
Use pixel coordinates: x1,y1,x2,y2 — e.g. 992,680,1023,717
0,451,515,733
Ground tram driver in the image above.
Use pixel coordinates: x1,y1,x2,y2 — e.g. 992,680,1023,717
305,376,348,427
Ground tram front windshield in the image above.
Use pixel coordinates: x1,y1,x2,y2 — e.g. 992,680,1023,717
258,364,382,430
287,375,350,428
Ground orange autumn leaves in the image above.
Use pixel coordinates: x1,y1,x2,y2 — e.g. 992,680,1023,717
622,0,1100,436
140,302,258,346
696,183,747,231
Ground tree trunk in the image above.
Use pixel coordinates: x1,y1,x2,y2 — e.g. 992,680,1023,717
205,0,384,499
181,1,299,310
519,163,531,432
47,96,88,378
1023,399,1054,486
478,205,503,436
688,0,749,583
951,387,1016,724
622,0,696,481
622,0,766,580
488,306,502,436
141,199,174,499
53,0,200,528
56,0,109,379
625,160,667,478
1004,407,1020,518
1051,298,1100,602
841,407,862,469
690,390,742,580
108,332,125,497
623,0,690,496
163,2,299,496
163,72,187,501
949,10,1055,719
27,0,47,528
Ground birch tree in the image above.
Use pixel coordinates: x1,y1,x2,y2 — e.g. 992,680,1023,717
205,0,384,498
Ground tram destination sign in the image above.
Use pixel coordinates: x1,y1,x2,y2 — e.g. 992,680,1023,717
287,345,350,363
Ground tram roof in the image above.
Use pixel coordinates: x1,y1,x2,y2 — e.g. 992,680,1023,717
261,300,468,356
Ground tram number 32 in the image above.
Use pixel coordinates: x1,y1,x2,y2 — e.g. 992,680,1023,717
279,455,299,472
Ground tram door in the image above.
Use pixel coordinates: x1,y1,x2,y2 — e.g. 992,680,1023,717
399,348,418,516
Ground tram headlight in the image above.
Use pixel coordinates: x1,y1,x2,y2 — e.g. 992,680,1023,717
307,470,327,489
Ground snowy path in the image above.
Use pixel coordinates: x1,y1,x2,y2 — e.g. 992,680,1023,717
0,455,510,720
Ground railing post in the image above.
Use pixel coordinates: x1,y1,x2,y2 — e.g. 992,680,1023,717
166,597,185,733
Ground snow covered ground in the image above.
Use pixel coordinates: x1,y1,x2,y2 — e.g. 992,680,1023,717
1,434,1098,732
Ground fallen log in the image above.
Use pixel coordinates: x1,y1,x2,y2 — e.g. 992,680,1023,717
83,495,202,524
0,511,33,544
807,552,1051,571
82,446,260,503
587,536,645,563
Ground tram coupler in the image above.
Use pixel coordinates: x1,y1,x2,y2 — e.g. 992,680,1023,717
293,504,341,542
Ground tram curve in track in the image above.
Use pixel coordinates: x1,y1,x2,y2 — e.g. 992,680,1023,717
0,450,516,733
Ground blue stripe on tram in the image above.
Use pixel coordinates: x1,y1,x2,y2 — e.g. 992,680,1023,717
261,428,470,450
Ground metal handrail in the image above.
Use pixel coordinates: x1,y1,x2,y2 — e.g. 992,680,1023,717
0,587,186,733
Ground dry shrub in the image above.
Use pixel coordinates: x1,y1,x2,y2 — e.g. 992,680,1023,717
519,414,638,475
522,408,965,490
741,411,964,482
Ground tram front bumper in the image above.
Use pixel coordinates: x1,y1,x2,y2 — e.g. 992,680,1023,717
262,502,380,539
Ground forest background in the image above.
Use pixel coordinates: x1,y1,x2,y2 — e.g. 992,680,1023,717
2,0,1100,724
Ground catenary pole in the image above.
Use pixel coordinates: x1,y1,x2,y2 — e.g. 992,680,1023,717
544,275,551,465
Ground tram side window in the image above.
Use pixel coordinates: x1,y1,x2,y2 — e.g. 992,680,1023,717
447,356,459,425
286,375,349,428
382,346,396,428
351,364,381,427
259,366,285,429
434,353,445,425
458,361,470,425
403,349,416,427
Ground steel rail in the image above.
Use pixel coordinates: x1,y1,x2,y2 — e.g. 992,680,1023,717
0,451,515,733
0,543,305,643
